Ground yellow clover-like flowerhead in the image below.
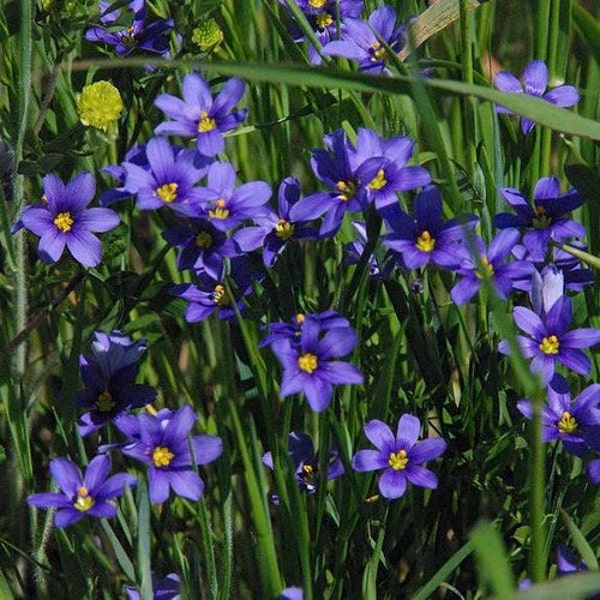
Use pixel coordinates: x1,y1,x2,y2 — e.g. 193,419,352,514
76,81,124,132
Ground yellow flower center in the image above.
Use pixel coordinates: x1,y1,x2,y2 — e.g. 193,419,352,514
336,179,358,201
368,169,387,191
316,13,333,28
96,390,116,413
371,41,387,62
539,335,560,354
195,231,213,248
388,449,409,471
213,284,228,305
558,411,578,434
475,257,494,279
275,219,295,240
73,486,95,512
209,198,230,219
295,313,305,326
309,0,326,7
156,182,178,203
54,211,74,233
152,446,175,468
532,205,552,229
197,110,217,133
416,230,436,252
298,352,318,374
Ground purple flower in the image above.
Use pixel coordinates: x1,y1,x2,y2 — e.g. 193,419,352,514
494,177,586,261
270,315,363,412
499,294,600,385
125,572,180,600
555,546,600,600
292,129,381,237
162,218,238,280
233,177,317,267
382,186,478,270
280,587,304,600
279,0,364,65
85,0,174,58
344,221,390,279
352,128,431,214
193,161,272,231
100,144,148,206
262,431,344,497
154,73,248,157
322,5,410,74
18,171,120,267
449,228,534,305
352,414,446,499
123,137,210,215
76,331,157,437
27,454,136,528
517,374,600,456
117,405,223,504
493,60,580,134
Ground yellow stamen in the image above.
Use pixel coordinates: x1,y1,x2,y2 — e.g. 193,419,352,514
152,446,175,468
213,284,227,305
416,230,436,252
371,41,387,62
295,313,305,324
558,411,578,434
308,0,326,7
368,169,387,191
532,205,552,229
275,219,295,240
388,449,409,471
316,13,333,28
336,180,357,201
539,335,560,355
74,486,95,512
197,110,217,133
54,211,74,233
475,257,494,279
96,390,115,412
195,231,213,248
298,353,318,374
209,198,229,220
156,182,178,203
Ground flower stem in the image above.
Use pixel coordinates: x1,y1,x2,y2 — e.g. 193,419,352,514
530,387,546,583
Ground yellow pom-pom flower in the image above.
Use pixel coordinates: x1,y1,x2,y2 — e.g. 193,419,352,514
191,18,224,53
76,81,124,132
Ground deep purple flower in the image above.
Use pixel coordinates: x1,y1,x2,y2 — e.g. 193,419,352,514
344,221,389,279
192,161,272,231
117,405,223,504
154,73,248,157
382,186,478,270
123,137,210,215
85,0,174,58
292,129,382,237
450,228,534,305
18,171,120,267
27,454,136,528
125,572,180,600
351,128,431,214
270,315,363,412
262,431,344,497
280,587,304,600
260,310,351,349
499,293,600,385
494,177,586,261
100,143,148,206
279,0,364,65
555,546,600,600
494,60,580,134
76,331,157,437
233,177,316,267
170,258,255,323
322,5,410,74
162,218,238,279
352,414,447,500
517,374,600,456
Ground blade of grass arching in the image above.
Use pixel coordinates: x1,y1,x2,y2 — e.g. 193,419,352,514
73,58,600,140
361,505,388,600
516,572,600,600
571,3,600,64
559,509,599,571
470,521,515,600
216,492,233,600
412,541,473,600
100,520,136,582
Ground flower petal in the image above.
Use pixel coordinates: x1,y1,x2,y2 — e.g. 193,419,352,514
363,420,395,452
378,469,407,499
